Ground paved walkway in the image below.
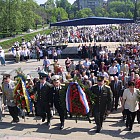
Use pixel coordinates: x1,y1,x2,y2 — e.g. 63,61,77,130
0,27,48,43
0,107,140,140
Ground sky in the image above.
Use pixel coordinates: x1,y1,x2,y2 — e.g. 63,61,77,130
35,0,75,5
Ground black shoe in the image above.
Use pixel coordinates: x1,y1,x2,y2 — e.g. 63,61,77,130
22,115,25,119
15,119,19,123
60,122,64,130
126,122,128,128
129,128,132,131
46,121,51,127
95,129,100,133
96,126,101,133
11,119,19,124
111,109,114,112
42,118,45,122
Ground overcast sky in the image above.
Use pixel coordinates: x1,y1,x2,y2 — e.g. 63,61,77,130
35,0,75,5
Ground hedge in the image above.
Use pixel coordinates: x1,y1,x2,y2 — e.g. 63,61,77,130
0,29,51,51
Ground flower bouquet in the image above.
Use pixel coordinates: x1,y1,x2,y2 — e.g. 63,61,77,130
14,82,26,110
14,68,33,120
66,82,89,116
59,77,95,123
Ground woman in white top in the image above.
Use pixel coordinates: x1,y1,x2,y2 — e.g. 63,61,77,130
122,81,140,131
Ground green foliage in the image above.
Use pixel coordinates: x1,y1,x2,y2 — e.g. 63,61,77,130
75,8,94,18
45,0,55,9
0,0,140,38
0,0,46,35
107,0,135,18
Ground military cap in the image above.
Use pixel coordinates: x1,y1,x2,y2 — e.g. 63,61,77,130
51,75,60,82
3,74,10,79
26,74,31,80
97,75,104,82
84,75,88,80
38,71,48,79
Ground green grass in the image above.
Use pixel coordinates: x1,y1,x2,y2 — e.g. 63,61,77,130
0,29,51,51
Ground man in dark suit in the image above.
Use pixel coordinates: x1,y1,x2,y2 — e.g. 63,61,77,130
49,75,65,130
110,76,123,111
91,75,113,133
34,71,51,125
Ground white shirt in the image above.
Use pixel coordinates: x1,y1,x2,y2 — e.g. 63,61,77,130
57,49,62,55
0,50,5,57
83,61,91,68
108,66,118,75
123,88,140,112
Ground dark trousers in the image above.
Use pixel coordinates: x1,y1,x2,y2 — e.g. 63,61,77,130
24,56,28,61
126,110,137,130
93,107,105,129
8,106,19,121
37,102,51,122
54,103,64,123
122,109,127,120
112,94,119,110
36,54,40,61
94,112,104,128
137,110,140,123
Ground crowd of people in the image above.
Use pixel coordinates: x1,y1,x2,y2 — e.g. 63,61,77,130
0,24,140,133
51,24,140,44
0,41,140,133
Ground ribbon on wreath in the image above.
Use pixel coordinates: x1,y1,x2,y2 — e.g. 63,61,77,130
66,82,89,115
14,77,32,112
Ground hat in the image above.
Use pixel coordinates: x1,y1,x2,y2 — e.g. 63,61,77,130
97,75,104,82
3,74,10,79
38,71,48,79
26,75,31,80
84,75,88,80
51,75,60,82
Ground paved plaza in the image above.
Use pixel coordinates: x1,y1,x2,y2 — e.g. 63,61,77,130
0,59,140,140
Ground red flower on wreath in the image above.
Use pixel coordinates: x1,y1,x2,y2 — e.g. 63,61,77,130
14,80,26,109
69,83,88,116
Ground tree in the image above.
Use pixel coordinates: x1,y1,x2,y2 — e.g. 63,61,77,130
118,12,125,18
110,12,118,18
126,10,133,18
45,0,55,9
75,8,94,18
108,0,134,18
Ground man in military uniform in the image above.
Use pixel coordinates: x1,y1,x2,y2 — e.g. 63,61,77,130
2,74,19,123
34,71,51,125
49,75,65,130
91,75,113,133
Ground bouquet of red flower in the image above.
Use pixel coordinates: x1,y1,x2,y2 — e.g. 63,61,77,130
14,78,26,109
26,84,36,103
14,68,32,112
66,82,90,116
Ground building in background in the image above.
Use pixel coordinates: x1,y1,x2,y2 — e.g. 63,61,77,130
75,0,108,13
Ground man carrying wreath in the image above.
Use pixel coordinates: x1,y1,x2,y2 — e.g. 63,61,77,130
2,74,19,123
49,75,65,130
91,75,113,133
